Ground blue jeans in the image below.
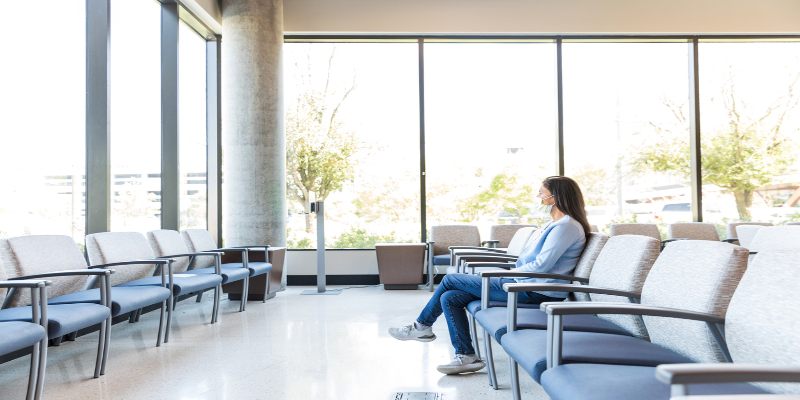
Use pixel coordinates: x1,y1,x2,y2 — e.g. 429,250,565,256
416,273,559,355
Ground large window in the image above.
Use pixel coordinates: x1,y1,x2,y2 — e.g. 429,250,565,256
0,1,86,241
284,43,421,248
109,0,162,231
562,42,691,233
424,42,558,236
699,41,800,229
178,21,208,230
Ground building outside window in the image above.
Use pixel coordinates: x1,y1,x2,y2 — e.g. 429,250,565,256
0,1,86,242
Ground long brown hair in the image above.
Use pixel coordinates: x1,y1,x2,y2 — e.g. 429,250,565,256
542,176,591,239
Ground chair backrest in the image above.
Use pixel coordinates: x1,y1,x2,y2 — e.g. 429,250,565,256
489,224,535,248
585,235,661,338
735,224,767,249
429,225,480,255
725,251,800,394
85,232,158,287
571,233,609,302
182,229,219,269
667,222,720,241
640,241,748,363
0,235,88,306
147,230,193,273
609,223,661,241
748,226,800,253
505,227,537,256
726,221,772,240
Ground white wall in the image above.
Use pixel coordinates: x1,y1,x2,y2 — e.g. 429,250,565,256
283,0,800,34
287,250,380,275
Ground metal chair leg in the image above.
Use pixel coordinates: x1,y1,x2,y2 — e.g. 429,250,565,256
156,300,166,347
93,321,106,378
195,292,203,302
484,330,498,389
26,342,39,400
165,293,174,343
468,314,481,359
34,336,47,400
239,276,249,312
510,358,522,400
100,314,111,375
211,285,221,323
263,272,270,303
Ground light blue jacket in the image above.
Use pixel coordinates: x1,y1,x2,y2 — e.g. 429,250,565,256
513,215,586,298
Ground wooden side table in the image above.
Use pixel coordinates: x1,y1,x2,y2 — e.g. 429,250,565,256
223,247,286,301
375,243,427,290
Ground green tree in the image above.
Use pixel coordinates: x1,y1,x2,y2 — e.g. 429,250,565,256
635,79,798,220
458,173,534,222
286,48,357,232
332,227,397,248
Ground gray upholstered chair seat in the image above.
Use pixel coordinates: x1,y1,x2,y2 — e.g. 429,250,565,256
222,261,272,277
120,274,223,295
501,329,693,382
541,364,767,400
0,321,46,355
476,307,629,342
432,254,450,265
0,303,110,337
190,266,250,284
49,286,171,316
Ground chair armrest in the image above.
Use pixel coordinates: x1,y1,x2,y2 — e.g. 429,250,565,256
504,283,640,299
157,251,223,259
230,245,270,251
481,240,501,248
656,363,800,385
89,259,171,269
0,280,50,289
543,302,722,323
543,302,730,370
478,270,588,283
449,245,503,252
466,262,516,274
721,238,739,244
216,247,248,254
10,269,114,279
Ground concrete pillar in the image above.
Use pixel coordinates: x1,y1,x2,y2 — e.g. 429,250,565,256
220,0,286,247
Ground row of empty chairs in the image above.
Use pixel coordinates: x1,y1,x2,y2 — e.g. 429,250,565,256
0,229,273,399
460,234,799,399
429,224,537,269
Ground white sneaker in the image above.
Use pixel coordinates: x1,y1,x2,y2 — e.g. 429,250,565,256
388,323,437,342
436,354,486,375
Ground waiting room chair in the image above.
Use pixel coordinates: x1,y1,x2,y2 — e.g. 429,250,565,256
0,236,114,378
748,226,800,254
735,224,768,250
0,279,48,400
666,222,721,242
726,221,772,244
450,226,537,275
523,241,748,400
460,232,608,384
488,224,536,248
429,225,481,270
149,230,252,312
541,249,800,400
86,232,223,327
181,229,273,306
609,223,661,241
476,234,658,390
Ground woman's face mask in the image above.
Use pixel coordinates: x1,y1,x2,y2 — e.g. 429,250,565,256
537,192,555,215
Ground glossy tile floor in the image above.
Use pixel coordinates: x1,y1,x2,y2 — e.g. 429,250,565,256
0,286,549,400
